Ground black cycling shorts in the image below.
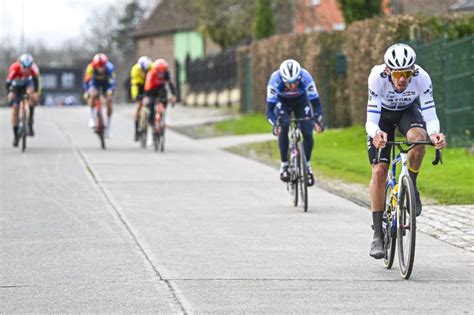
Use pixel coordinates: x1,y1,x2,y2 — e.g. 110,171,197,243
147,87,168,109
367,105,426,164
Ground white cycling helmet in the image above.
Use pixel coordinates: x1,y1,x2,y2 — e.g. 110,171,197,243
138,56,152,71
19,53,34,68
384,43,416,70
279,59,301,83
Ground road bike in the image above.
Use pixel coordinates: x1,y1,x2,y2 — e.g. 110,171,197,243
17,93,30,152
92,95,106,150
278,116,321,212
138,96,172,152
379,141,442,279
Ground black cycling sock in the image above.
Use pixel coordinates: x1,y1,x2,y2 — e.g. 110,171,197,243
372,211,383,238
408,168,419,190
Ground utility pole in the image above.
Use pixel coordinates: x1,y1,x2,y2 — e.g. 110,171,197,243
20,0,25,52
391,0,398,14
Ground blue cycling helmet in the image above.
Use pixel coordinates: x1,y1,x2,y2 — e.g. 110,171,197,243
138,56,152,72
19,53,34,68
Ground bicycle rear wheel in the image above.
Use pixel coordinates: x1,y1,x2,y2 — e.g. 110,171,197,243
383,181,396,269
397,175,416,279
298,143,308,212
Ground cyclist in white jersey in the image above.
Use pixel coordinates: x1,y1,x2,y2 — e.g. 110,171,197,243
366,43,446,259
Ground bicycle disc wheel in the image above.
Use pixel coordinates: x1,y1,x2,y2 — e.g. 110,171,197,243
383,181,396,269
397,175,416,279
298,143,308,212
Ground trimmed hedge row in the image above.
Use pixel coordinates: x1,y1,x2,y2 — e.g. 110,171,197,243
238,14,473,127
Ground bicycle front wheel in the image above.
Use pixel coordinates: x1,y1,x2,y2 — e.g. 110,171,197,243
21,113,28,153
287,147,298,207
97,110,106,150
298,143,308,212
383,181,396,269
159,129,165,152
397,175,416,279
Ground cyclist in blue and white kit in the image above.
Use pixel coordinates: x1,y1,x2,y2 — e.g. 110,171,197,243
266,59,324,186
366,43,446,259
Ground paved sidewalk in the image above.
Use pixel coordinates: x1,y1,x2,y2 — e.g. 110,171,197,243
196,131,474,253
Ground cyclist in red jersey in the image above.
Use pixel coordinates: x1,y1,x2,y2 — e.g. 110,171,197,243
144,59,177,124
5,54,41,146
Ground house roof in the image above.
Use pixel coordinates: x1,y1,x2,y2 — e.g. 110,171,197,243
450,0,474,11
133,0,198,39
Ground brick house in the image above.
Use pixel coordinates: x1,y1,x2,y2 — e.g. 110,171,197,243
294,0,345,32
383,0,474,14
132,0,220,84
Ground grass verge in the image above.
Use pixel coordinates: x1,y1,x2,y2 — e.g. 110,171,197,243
227,125,473,205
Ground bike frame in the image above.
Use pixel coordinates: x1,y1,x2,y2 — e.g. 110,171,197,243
385,150,409,235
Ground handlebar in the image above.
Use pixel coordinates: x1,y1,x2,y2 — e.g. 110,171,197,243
376,141,443,165
275,116,324,130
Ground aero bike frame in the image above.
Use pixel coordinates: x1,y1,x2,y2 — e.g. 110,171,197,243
378,140,441,278
93,95,106,149
18,93,30,152
380,141,442,210
277,116,320,211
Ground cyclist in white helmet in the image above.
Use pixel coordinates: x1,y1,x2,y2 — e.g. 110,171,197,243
130,56,153,141
266,59,324,186
366,43,446,259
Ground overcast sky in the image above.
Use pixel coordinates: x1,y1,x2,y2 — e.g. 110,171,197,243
0,0,155,49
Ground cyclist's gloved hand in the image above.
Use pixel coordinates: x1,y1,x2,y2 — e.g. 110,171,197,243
430,132,446,150
106,89,114,97
314,115,324,133
169,95,177,107
272,125,281,137
373,130,388,149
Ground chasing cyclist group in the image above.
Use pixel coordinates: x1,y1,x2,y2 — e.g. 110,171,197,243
5,43,446,259
5,53,176,142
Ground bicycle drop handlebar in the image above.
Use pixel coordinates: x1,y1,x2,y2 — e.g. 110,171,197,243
276,116,323,130
376,140,443,165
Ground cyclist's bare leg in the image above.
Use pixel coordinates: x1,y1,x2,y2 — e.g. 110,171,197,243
406,127,426,214
9,91,20,145
26,87,37,135
105,92,113,136
156,102,165,127
369,163,389,212
87,88,98,127
406,127,426,171
134,99,143,139
369,162,389,259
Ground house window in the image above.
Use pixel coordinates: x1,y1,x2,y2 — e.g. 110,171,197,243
61,72,75,88
310,0,320,5
42,74,57,89
332,23,346,31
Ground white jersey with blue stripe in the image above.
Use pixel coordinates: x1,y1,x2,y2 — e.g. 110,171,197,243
266,68,319,103
365,64,440,137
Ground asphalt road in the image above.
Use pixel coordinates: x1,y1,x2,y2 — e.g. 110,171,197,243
1,106,472,313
